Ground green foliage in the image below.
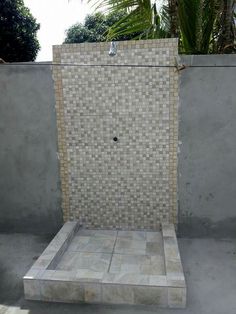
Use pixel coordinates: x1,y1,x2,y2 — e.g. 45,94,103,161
177,0,220,54
64,11,141,43
89,0,235,54
177,0,236,53
0,0,40,62
91,0,167,40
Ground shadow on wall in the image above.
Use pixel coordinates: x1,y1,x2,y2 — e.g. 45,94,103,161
178,216,236,238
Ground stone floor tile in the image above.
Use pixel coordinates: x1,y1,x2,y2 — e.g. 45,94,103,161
167,274,186,287
165,259,184,276
140,255,165,275
24,268,45,279
41,270,56,280
133,286,168,305
76,270,104,282
146,231,162,242
110,254,165,276
77,229,117,238
149,275,167,286
40,280,84,302
84,283,102,302
146,241,163,255
102,284,134,304
67,235,115,253
162,223,176,237
113,273,150,285
67,236,91,251
23,225,185,308
117,231,146,241
51,270,77,280
56,252,112,272
114,238,146,254
24,279,41,300
168,287,186,308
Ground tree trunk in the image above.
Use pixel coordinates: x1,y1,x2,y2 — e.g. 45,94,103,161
168,0,178,37
217,0,235,52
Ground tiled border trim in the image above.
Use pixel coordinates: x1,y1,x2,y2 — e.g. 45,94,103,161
53,38,178,61
24,222,186,308
23,221,79,281
52,47,71,221
162,223,186,308
168,44,179,224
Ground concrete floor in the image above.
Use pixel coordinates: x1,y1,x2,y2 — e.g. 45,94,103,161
0,233,236,314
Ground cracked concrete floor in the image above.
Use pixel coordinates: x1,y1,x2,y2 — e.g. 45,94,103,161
0,233,236,314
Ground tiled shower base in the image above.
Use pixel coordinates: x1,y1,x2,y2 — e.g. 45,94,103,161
23,222,186,308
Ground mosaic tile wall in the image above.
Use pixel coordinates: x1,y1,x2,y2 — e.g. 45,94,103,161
52,39,179,230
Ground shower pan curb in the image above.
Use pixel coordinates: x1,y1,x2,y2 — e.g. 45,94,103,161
23,221,186,308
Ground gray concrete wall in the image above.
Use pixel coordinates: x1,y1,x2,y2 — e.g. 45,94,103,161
178,55,236,237
1,55,236,238
0,64,63,235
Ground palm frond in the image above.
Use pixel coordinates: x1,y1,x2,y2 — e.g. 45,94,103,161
201,0,219,53
89,0,162,40
178,0,201,53
178,0,221,54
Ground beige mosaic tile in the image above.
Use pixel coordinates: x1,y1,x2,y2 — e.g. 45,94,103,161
52,39,179,228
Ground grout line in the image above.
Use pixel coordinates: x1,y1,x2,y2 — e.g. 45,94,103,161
107,230,118,272
64,250,163,257
161,229,168,276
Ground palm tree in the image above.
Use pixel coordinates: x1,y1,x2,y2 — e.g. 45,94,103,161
90,0,235,54
93,0,166,40
168,0,178,37
216,0,236,52
177,0,220,54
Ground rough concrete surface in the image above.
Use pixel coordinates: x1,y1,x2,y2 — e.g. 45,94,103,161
0,65,63,234
0,233,236,314
179,55,236,237
1,56,236,237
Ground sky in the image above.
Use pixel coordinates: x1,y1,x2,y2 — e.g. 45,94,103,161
24,0,92,61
